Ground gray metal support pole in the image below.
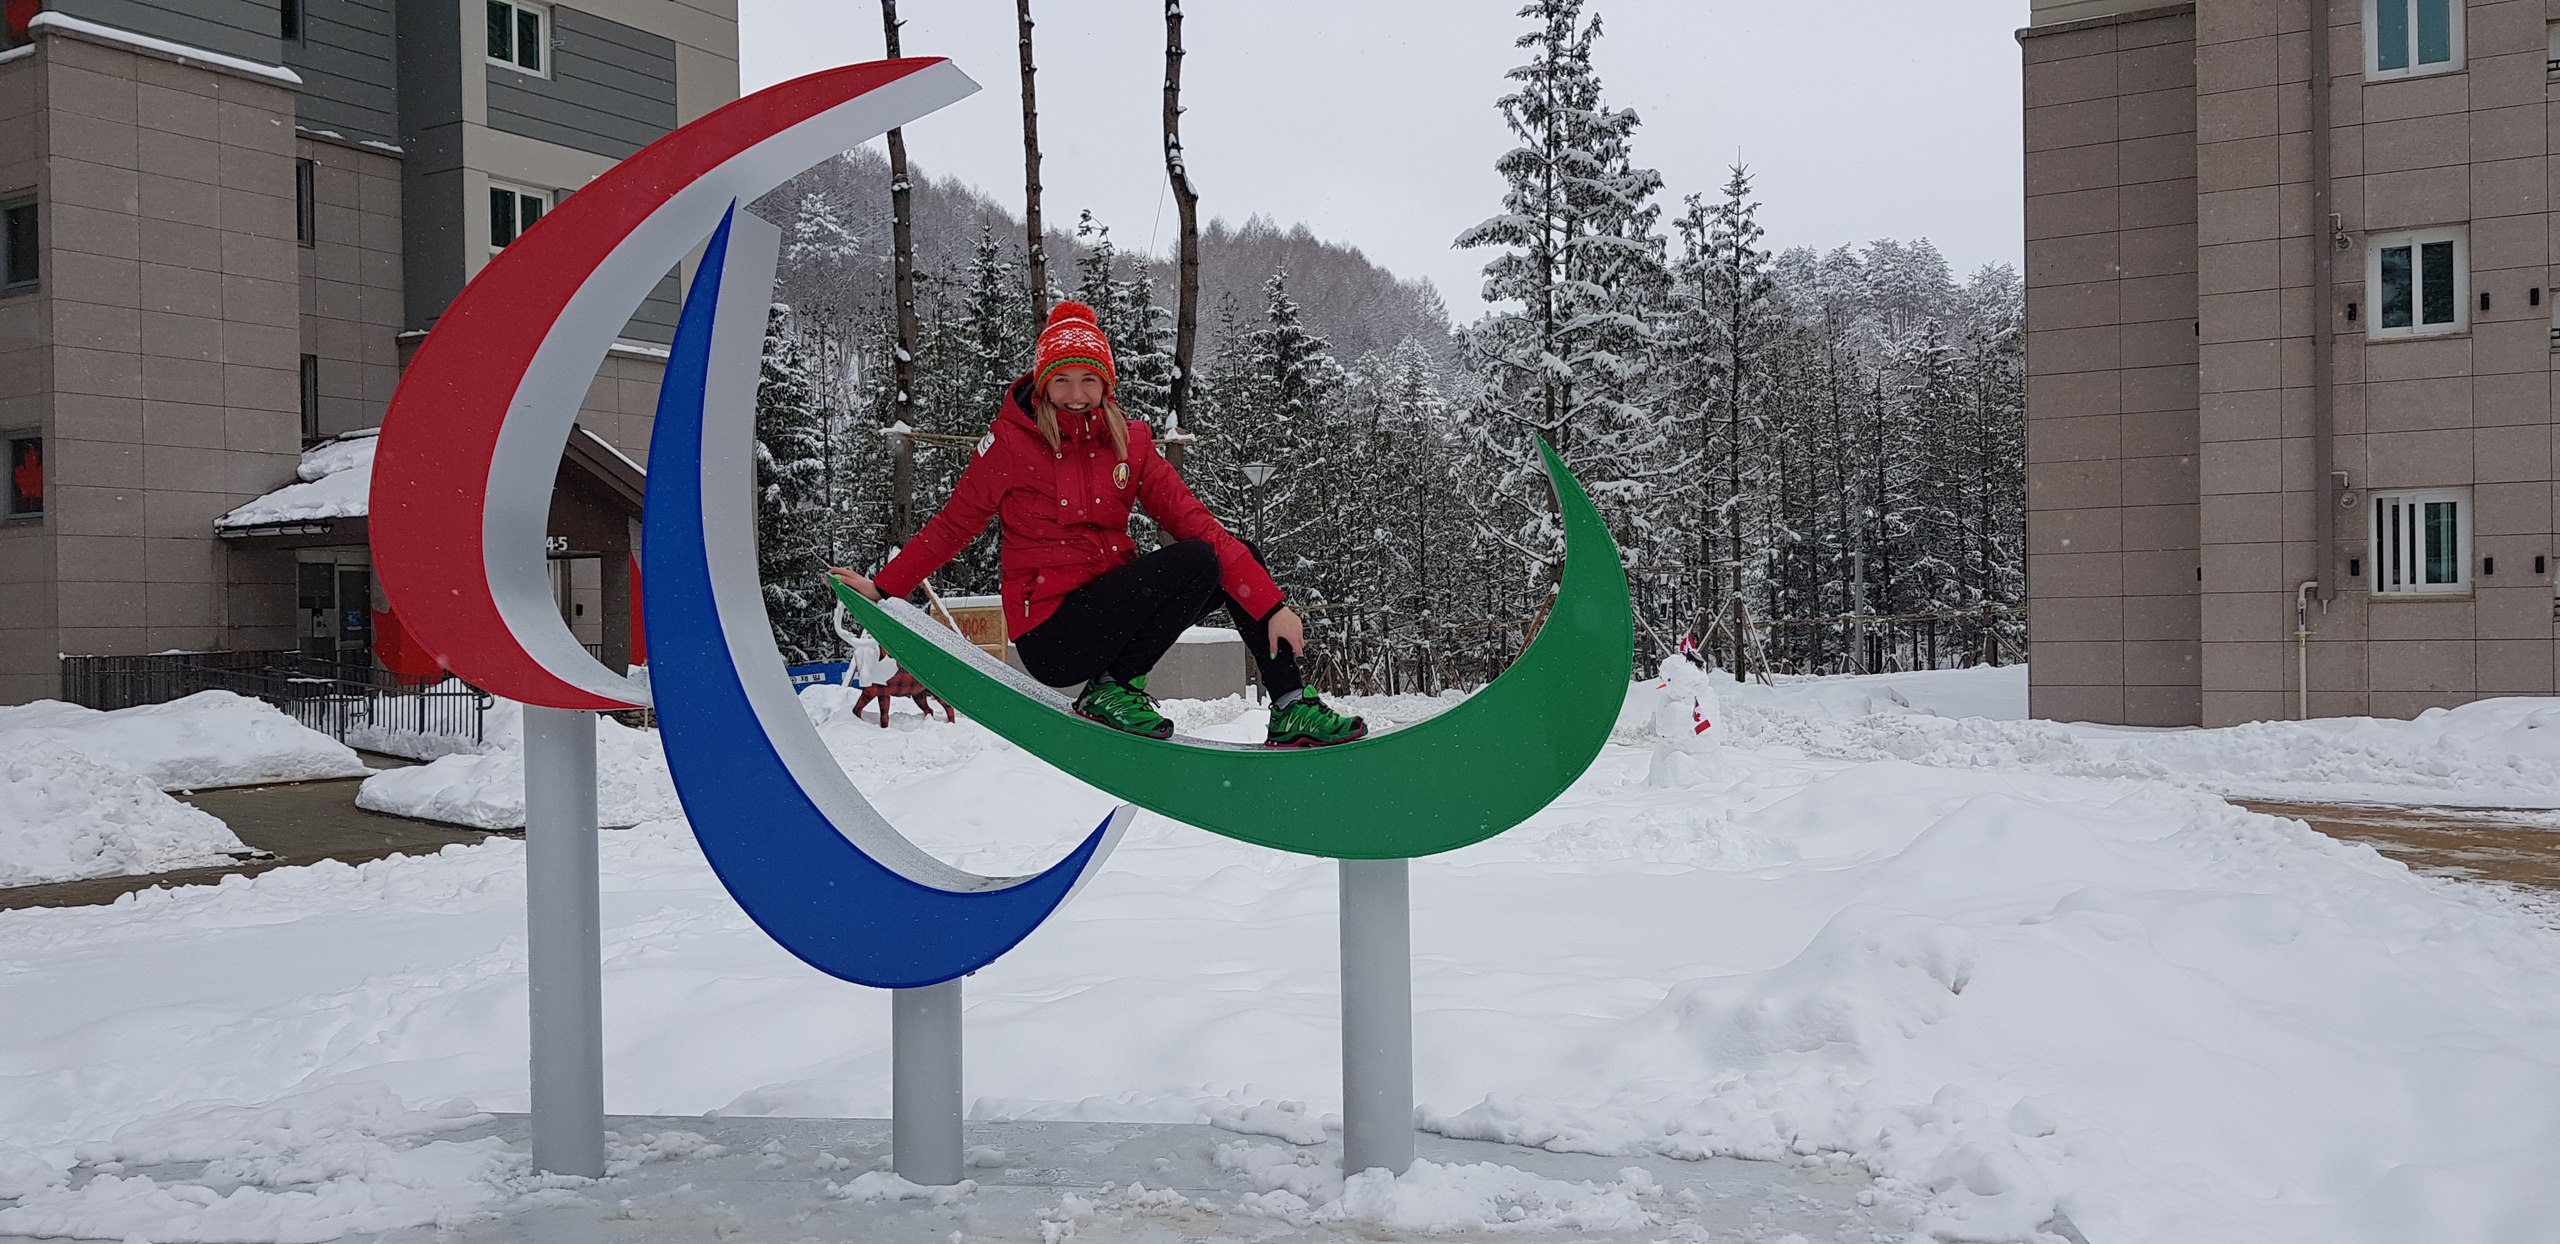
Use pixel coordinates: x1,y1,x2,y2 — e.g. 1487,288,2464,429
1339,858,1414,1176
522,706,605,1179
892,978,964,1185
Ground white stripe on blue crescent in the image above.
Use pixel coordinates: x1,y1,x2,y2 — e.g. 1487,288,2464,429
641,205,1125,989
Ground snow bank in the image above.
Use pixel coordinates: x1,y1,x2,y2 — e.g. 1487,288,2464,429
0,692,367,791
355,702,677,830
5,676,2559,1241
1693,664,2560,807
0,743,254,885
356,686,1021,829
215,429,376,529
339,677,500,762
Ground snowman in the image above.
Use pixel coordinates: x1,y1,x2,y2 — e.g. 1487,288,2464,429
1644,654,1724,787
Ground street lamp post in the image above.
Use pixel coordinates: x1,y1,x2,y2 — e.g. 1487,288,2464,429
1241,461,1277,549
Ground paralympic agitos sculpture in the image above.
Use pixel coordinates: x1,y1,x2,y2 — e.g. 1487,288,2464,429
369,53,1632,1177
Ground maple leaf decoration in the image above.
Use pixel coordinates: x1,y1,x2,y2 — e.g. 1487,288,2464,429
10,442,39,512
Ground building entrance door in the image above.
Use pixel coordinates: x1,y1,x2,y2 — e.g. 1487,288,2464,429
295,548,375,665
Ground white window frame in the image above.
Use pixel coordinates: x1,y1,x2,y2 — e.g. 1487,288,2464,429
2365,227,2467,340
486,0,551,78
2366,0,2464,81
488,181,550,252
2369,487,2472,598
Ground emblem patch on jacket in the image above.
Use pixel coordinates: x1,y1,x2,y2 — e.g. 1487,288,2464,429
1112,461,1130,489
976,431,995,456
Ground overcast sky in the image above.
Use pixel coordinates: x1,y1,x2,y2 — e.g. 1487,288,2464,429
737,1,2027,314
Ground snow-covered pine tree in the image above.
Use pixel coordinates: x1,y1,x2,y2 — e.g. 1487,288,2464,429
1656,166,1780,673
820,289,900,577
1455,0,1670,625
900,226,1032,596
1238,270,1346,587
1071,211,1174,428
1180,291,1260,529
753,303,837,662
1336,338,1484,692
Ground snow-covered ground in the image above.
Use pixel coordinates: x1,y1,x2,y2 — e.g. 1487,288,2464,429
0,691,369,791
0,692,368,885
2,669,2556,1242
0,744,253,886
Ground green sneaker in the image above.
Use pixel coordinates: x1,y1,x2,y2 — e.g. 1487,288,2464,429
1265,690,1367,748
1073,678,1174,739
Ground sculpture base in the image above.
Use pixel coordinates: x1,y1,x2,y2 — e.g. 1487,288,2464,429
328,1115,1897,1242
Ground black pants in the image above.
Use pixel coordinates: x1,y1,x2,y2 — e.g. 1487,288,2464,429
1013,539,1303,698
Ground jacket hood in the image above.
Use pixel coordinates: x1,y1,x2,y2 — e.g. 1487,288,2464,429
999,372,1041,432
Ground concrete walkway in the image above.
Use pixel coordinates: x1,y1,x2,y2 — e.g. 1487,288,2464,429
2237,799,2560,893
0,754,506,911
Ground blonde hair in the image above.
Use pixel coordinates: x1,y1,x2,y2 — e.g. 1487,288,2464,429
1032,392,1131,461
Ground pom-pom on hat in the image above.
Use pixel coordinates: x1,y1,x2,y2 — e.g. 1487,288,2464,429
1033,301,1117,394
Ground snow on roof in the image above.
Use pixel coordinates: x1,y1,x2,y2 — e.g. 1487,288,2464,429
576,425,645,478
295,124,407,155
27,12,304,86
215,429,378,530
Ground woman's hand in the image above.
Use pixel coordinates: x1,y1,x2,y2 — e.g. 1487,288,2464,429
1265,605,1305,659
827,567,883,602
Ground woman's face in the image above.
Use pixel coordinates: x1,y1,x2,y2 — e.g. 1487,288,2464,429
1044,366,1106,413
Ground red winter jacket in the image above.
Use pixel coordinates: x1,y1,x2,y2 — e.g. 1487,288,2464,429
872,376,1283,636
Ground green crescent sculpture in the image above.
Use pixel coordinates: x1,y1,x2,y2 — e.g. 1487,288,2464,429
828,437,1632,860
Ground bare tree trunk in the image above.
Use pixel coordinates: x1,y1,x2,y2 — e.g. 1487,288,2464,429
1162,0,1200,470
1724,244,1745,681
882,0,920,542
1017,0,1048,321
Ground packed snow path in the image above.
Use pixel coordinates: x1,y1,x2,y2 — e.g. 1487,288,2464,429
0,673,2554,1242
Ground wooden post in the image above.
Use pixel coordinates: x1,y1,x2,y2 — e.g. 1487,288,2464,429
882,0,919,544
1162,1,1201,453
1017,0,1048,320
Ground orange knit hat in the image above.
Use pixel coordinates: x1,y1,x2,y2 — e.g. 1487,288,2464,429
1032,301,1116,393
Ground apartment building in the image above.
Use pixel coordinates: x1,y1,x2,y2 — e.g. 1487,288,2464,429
2022,0,2560,724
0,0,737,705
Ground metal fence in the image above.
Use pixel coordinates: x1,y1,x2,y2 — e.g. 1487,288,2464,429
59,650,489,748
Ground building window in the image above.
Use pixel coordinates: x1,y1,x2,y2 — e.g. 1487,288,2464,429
487,0,548,76
4,432,39,521
2365,228,2465,339
2370,488,2470,597
489,183,548,250
2368,0,2462,79
295,159,316,247
1,198,34,293
300,354,321,444
281,0,303,42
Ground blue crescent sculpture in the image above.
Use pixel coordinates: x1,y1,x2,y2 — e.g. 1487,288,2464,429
642,206,1129,990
